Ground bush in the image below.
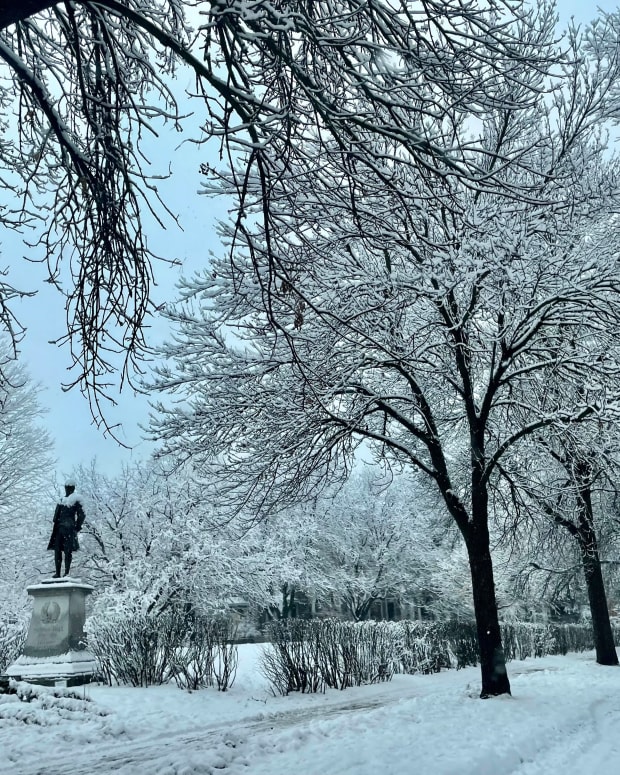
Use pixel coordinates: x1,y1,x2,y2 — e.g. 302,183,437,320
87,608,184,687
87,608,238,690
437,621,478,669
315,620,397,689
212,623,239,692
262,619,400,695
0,615,28,675
261,620,324,694
551,623,597,655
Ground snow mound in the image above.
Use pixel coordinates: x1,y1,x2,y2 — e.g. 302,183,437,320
0,679,109,727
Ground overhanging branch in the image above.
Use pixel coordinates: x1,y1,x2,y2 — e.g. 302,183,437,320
0,0,56,30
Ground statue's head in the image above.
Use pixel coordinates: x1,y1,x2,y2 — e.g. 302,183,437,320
64,479,76,497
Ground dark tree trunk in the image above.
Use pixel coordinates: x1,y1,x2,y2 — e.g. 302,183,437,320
578,530,618,666
466,529,511,697
545,461,617,666
352,596,374,622
572,480,618,666
464,454,510,697
281,583,297,619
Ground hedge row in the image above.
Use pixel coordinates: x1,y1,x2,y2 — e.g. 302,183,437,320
86,609,238,690
2,610,612,695
261,618,609,695
439,620,602,669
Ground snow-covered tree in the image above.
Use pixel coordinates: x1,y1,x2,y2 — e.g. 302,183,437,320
0,350,53,515
0,345,54,622
73,458,288,617
0,1,557,418
73,459,212,611
152,16,620,697
499,417,620,664
231,510,322,621
311,471,431,621
240,469,440,622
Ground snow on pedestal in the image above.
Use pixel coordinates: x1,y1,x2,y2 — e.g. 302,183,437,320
4,578,98,687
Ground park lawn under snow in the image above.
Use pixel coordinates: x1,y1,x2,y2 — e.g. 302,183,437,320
1,646,620,775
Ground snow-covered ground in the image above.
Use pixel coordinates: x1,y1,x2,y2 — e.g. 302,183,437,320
1,645,619,775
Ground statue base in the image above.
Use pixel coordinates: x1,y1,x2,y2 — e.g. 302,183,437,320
3,578,98,687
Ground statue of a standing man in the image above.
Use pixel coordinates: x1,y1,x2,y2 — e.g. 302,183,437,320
47,480,86,578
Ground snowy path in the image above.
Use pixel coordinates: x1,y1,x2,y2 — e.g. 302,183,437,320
2,648,620,775
511,694,620,775
8,687,402,774
3,679,413,775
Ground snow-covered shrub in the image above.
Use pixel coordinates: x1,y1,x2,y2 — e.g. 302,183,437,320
263,619,399,695
439,622,477,670
172,617,239,692
391,620,473,674
397,621,455,673
169,615,217,691
399,620,593,671
87,607,186,687
314,621,358,689
501,623,556,660
354,622,398,684
323,620,398,687
87,601,238,690
533,625,555,658
211,620,238,692
262,620,324,695
0,609,29,674
263,619,454,695
550,624,596,656
0,680,110,726
500,622,598,661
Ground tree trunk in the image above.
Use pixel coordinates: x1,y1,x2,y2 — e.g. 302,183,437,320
573,479,618,666
465,525,511,698
578,532,618,666
461,437,511,698
281,583,297,619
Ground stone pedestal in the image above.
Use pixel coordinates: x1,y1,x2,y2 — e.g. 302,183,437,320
4,578,98,687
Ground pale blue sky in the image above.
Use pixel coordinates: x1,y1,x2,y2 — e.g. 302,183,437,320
559,1,613,23
4,0,620,482
4,81,225,479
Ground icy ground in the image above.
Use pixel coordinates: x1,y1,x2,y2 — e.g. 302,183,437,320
1,646,619,775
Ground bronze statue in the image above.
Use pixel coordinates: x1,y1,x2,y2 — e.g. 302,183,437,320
47,481,86,578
